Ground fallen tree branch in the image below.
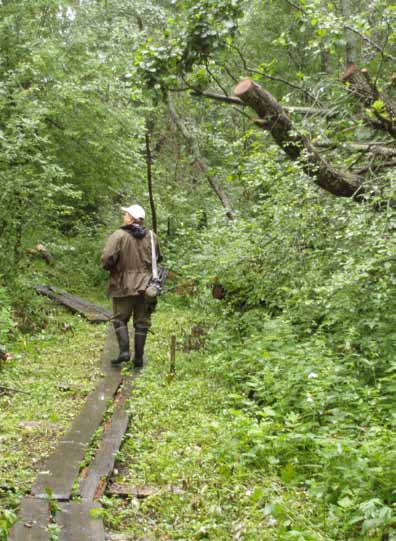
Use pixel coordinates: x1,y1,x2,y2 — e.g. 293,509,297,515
233,79,364,199
356,160,396,175
190,90,243,105
190,90,338,116
315,141,396,157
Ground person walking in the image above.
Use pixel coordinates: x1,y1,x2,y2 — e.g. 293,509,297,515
101,204,161,368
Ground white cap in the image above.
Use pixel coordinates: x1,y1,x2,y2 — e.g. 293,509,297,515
121,204,145,220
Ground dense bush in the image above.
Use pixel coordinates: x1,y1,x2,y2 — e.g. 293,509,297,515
174,165,396,538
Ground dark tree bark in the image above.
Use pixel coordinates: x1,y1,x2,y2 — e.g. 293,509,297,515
145,123,157,234
341,64,396,137
234,80,364,199
167,94,236,220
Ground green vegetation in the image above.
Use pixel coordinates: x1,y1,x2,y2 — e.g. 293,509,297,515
104,291,396,540
0,310,105,537
1,0,396,539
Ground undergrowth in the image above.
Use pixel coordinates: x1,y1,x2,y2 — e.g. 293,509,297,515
105,292,396,541
0,309,106,539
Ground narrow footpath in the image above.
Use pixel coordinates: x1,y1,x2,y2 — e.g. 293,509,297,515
9,324,134,540
4,298,332,540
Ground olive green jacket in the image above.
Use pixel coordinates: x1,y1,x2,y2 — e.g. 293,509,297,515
101,227,161,297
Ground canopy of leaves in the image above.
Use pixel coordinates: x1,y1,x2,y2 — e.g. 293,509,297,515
1,1,396,539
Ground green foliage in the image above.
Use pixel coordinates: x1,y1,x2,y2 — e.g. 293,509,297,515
170,201,396,539
0,311,106,537
0,509,16,541
135,0,243,89
0,286,13,342
1,1,396,539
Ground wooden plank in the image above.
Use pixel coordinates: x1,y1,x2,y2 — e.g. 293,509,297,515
61,371,122,445
32,374,122,499
101,325,122,372
32,441,86,500
32,327,122,500
79,380,133,500
9,497,49,541
35,285,112,323
56,502,105,541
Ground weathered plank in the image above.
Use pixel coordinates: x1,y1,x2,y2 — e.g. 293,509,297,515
101,325,122,372
32,327,122,500
9,497,49,541
56,502,105,541
31,441,87,500
35,285,112,323
79,380,133,500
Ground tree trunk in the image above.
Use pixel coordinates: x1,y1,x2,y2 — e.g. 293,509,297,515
234,80,363,199
341,0,362,66
320,46,332,75
167,94,236,219
145,123,157,234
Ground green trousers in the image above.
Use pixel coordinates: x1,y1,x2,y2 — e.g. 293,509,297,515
112,294,156,329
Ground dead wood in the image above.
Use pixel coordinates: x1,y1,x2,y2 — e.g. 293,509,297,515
315,141,396,157
234,79,364,199
35,285,112,322
341,64,396,137
212,281,226,300
0,346,12,361
190,90,338,117
356,160,396,175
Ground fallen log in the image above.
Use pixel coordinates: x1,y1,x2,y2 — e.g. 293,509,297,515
234,79,364,199
35,285,112,323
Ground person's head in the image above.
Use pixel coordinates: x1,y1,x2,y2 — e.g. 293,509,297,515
121,204,145,225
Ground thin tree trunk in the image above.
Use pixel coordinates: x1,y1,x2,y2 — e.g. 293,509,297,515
320,46,332,75
145,123,157,234
341,0,362,66
167,94,236,220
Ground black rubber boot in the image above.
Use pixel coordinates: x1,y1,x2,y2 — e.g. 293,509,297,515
134,327,148,368
111,320,130,365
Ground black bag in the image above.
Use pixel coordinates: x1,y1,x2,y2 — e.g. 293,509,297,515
145,267,168,300
145,232,167,300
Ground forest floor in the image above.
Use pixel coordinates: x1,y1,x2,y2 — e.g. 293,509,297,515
1,295,332,541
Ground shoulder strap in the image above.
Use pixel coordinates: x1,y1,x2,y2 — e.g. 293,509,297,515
150,231,159,280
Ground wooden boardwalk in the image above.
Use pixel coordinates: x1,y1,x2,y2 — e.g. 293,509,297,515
9,326,137,541
35,285,112,323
